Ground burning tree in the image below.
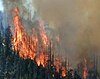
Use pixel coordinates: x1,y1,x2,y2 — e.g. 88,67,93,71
11,7,68,79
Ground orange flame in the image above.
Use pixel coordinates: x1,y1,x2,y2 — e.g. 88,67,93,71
36,52,48,67
54,58,62,73
12,7,37,60
12,8,67,76
39,19,49,48
62,66,67,77
83,58,88,79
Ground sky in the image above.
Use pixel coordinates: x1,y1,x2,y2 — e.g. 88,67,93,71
0,0,4,12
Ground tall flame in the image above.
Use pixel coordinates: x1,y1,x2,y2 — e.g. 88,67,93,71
39,19,49,48
35,19,50,67
12,7,37,60
12,7,49,67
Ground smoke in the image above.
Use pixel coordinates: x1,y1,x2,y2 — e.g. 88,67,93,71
21,0,36,21
34,0,100,68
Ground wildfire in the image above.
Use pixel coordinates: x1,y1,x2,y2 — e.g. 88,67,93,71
2,5,98,79
12,7,37,60
12,7,67,77
12,7,49,67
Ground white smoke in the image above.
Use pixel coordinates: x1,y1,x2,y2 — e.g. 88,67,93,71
21,0,36,21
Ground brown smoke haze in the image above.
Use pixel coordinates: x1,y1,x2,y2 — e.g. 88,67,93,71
34,0,100,68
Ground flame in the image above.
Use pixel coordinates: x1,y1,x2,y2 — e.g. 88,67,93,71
54,58,62,73
61,66,67,77
83,58,88,79
12,8,49,66
35,19,49,67
36,52,48,67
39,19,49,48
12,7,37,60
